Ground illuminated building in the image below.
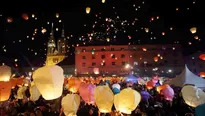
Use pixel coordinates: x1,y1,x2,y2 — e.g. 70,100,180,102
46,23,67,66
75,44,184,76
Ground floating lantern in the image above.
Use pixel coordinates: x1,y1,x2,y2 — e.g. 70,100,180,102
156,84,169,93
79,83,96,104
146,81,155,89
181,85,205,107
22,13,29,20
17,86,27,99
29,82,41,101
7,17,13,23
62,94,80,116
102,0,106,3
199,54,205,61
154,56,158,62
68,78,81,93
190,27,197,34
145,28,149,33
200,72,205,77
94,85,114,113
114,88,141,114
86,7,91,14
33,65,64,100
0,81,12,101
161,85,174,101
0,65,11,82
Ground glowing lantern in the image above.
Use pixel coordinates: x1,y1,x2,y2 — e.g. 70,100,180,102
68,78,81,93
112,83,121,90
146,81,155,89
156,84,169,93
194,36,199,40
29,82,41,101
142,48,147,51
22,13,29,20
0,65,11,82
145,28,149,33
56,13,59,18
154,57,158,62
0,81,12,101
17,86,27,99
86,7,91,14
162,32,165,35
114,88,141,114
93,68,99,74
7,17,13,23
94,85,114,113
33,65,64,100
181,85,205,107
41,28,47,34
161,85,174,101
79,83,96,104
61,94,80,116
199,54,205,61
102,0,106,3
190,27,197,34
200,72,205,77
106,38,110,42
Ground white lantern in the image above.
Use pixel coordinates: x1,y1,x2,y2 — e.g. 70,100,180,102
190,27,197,34
29,82,41,101
33,65,64,100
112,83,121,90
86,7,91,14
17,86,27,99
0,65,11,81
102,0,106,3
94,85,114,113
181,85,205,107
114,88,141,114
61,94,80,116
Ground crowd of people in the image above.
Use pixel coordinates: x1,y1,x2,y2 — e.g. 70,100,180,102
0,81,196,116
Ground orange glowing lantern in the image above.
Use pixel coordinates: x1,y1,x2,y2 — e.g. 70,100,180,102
7,17,13,23
200,72,205,77
0,81,12,101
86,7,91,14
156,84,169,93
199,54,205,61
190,27,197,34
93,68,99,74
67,78,81,93
146,81,155,89
22,13,29,20
154,57,158,62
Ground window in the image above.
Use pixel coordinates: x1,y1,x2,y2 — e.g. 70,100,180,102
121,54,125,58
92,55,95,59
111,55,115,58
101,55,105,59
92,62,96,66
122,62,125,65
112,62,115,65
53,58,58,63
111,48,115,51
82,56,86,59
82,63,86,67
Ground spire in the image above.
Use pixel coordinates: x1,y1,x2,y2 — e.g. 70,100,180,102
61,24,65,38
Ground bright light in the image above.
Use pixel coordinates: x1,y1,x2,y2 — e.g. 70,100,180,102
168,69,172,73
125,64,130,69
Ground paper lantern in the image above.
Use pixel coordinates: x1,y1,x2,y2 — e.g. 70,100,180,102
154,57,158,62
61,94,80,116
79,83,96,104
112,88,120,95
93,68,99,74
200,72,205,77
102,0,106,3
199,54,205,61
33,65,64,100
0,81,12,101
29,82,41,101
195,104,205,116
22,13,29,20
0,65,11,81
17,86,27,99
68,78,81,93
145,28,149,33
190,27,197,34
181,85,205,107
161,85,174,101
94,85,114,113
146,81,155,89
7,17,13,23
86,7,91,14
114,88,141,114
156,84,169,93
112,83,121,90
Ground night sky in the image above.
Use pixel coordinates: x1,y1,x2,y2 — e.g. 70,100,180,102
1,0,205,67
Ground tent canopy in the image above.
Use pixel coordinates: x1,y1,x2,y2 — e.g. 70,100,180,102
165,65,205,88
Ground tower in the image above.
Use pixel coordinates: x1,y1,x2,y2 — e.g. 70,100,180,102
46,23,66,66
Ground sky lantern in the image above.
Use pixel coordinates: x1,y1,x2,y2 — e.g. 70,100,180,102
154,56,158,62
67,78,81,93
29,82,41,101
156,84,169,93
102,0,106,3
33,65,64,100
0,65,11,82
79,83,96,104
61,94,80,116
41,28,47,34
56,13,59,18
199,72,205,77
94,85,114,113
146,81,155,89
86,7,91,14
7,17,13,23
194,36,199,40
0,81,12,101
161,85,174,101
145,28,149,33
17,86,27,99
22,13,29,20
190,27,197,34
181,85,205,107
162,32,165,35
114,88,141,114
199,54,205,60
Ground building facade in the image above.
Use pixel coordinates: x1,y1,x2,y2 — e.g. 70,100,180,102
75,44,185,77
185,52,205,77
46,23,67,66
